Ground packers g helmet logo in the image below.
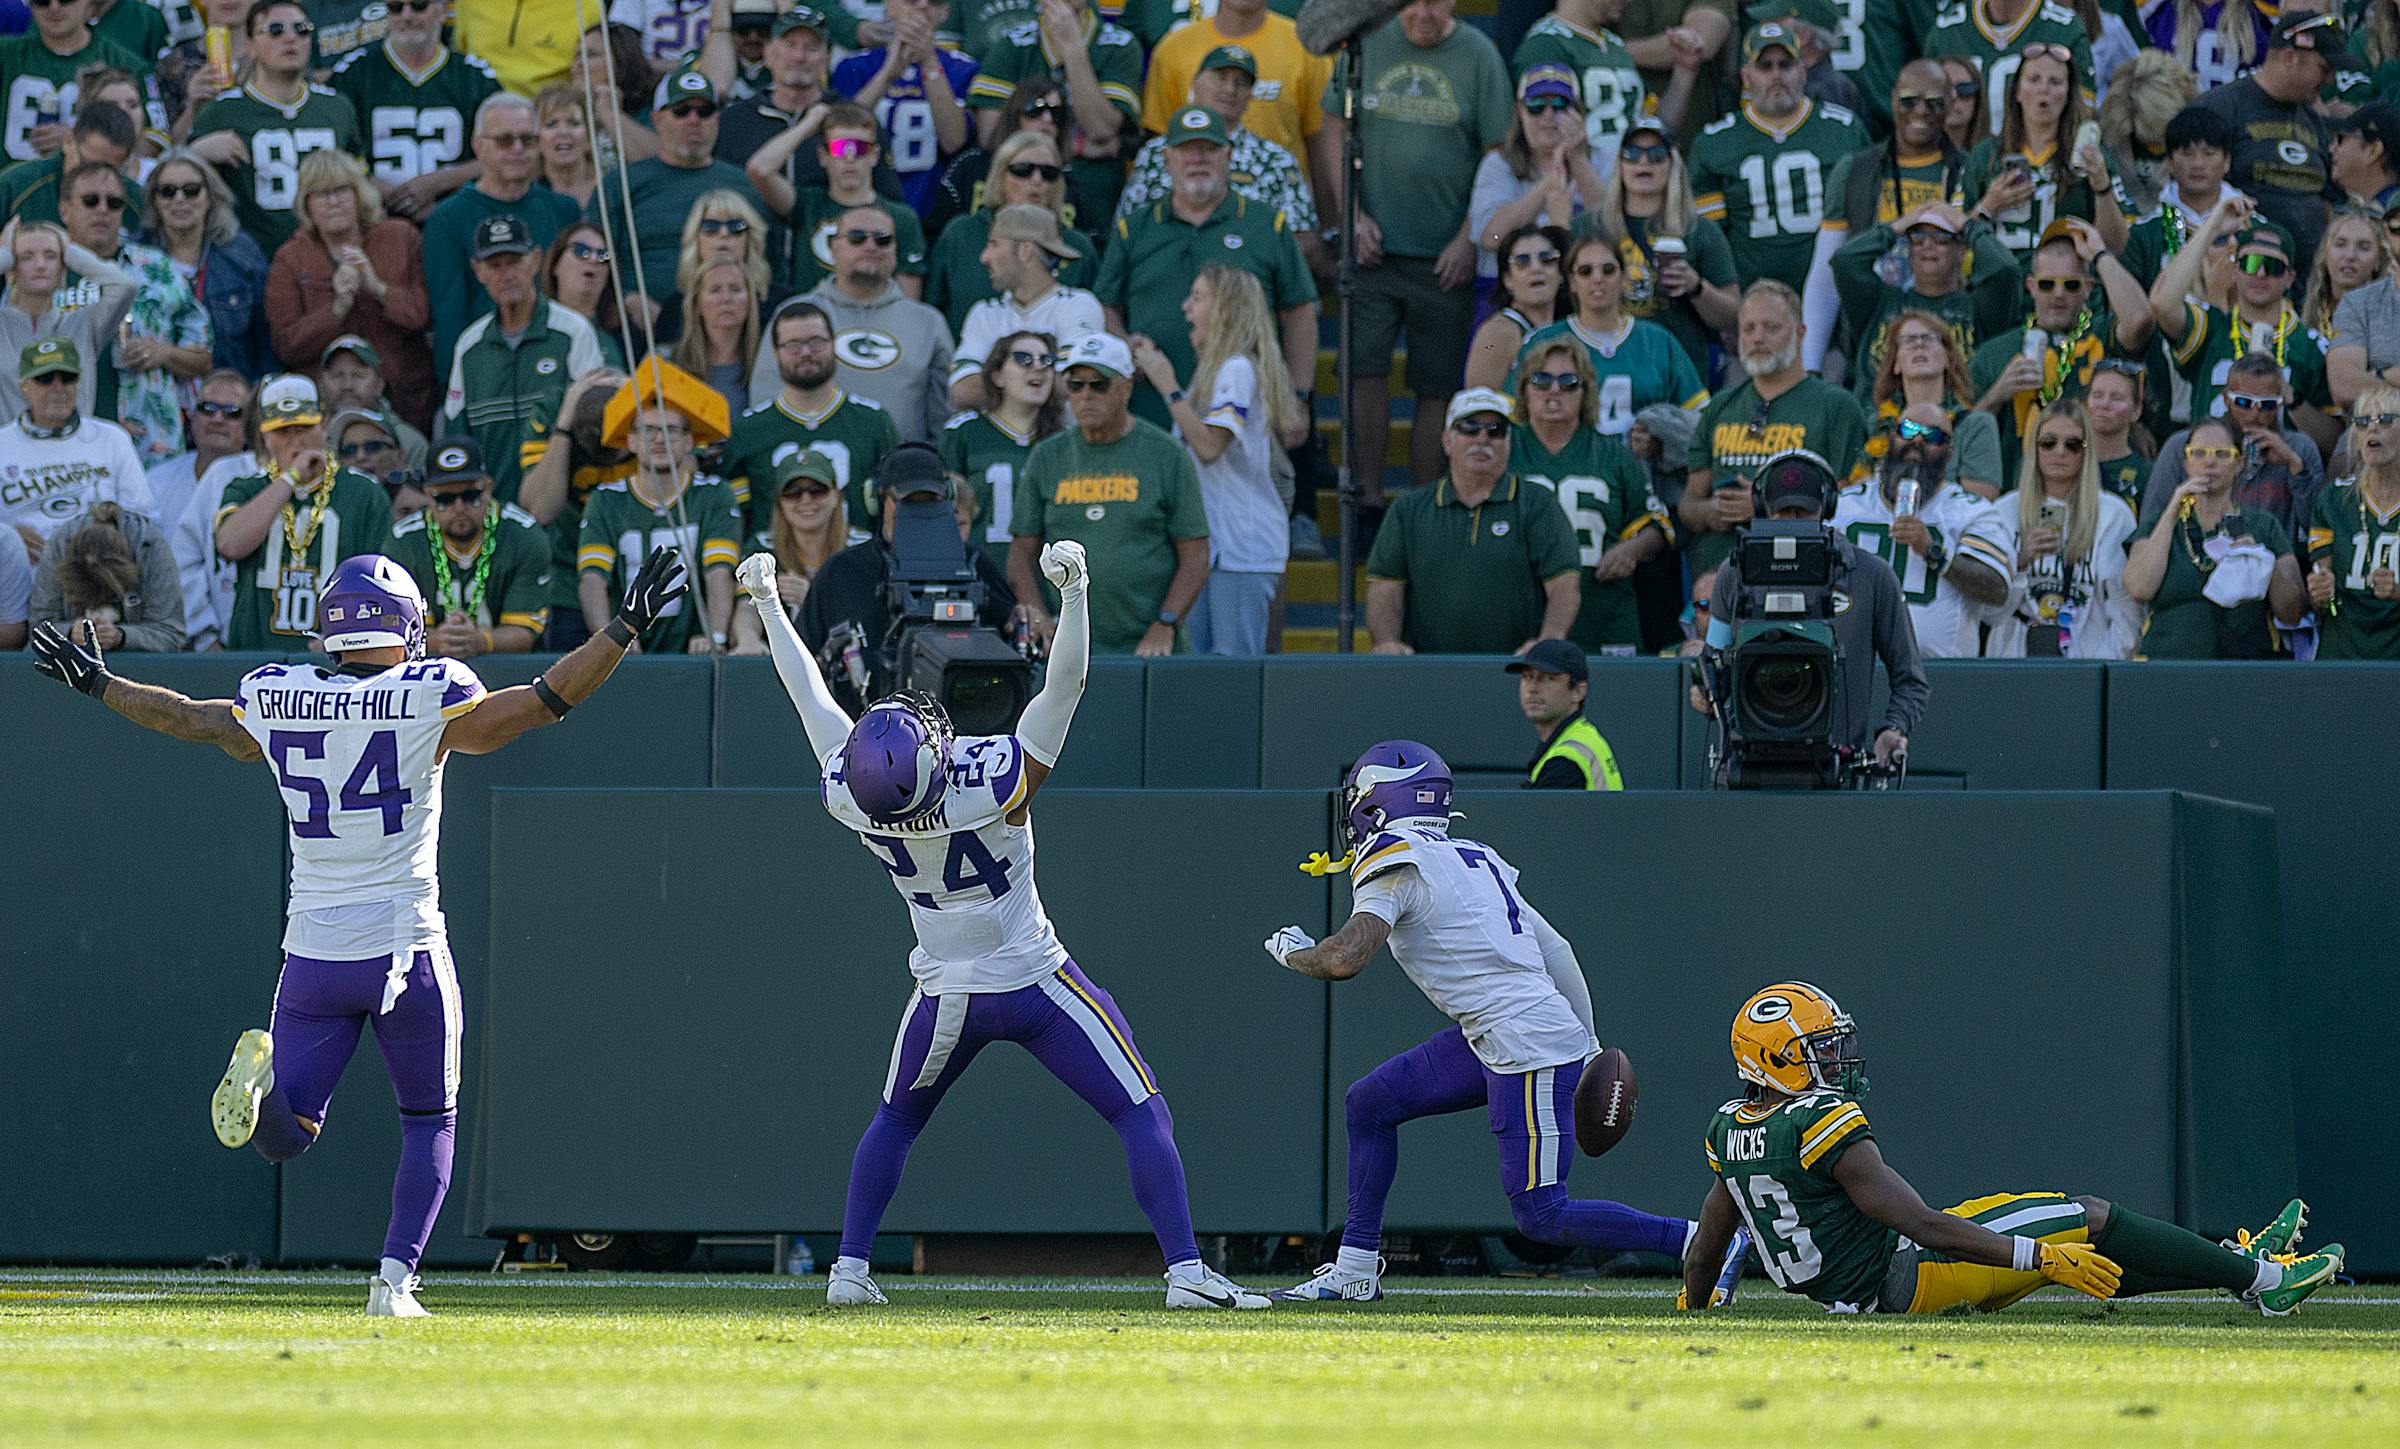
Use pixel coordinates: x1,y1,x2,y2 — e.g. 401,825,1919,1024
435,445,469,471
836,329,902,372
1180,108,1209,130
1745,994,1794,1024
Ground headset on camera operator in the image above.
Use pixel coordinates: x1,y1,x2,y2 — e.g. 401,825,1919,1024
797,441,1022,714
1687,450,1930,786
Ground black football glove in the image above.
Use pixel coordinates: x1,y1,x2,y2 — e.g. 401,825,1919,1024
616,546,690,636
31,620,109,696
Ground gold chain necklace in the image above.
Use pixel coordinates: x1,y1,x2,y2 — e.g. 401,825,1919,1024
279,459,337,559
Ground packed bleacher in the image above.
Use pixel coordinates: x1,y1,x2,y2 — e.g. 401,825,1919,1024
2,0,2397,663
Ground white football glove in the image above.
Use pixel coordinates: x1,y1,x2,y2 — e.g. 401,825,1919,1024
1264,925,1315,969
1039,539,1088,596
735,553,780,607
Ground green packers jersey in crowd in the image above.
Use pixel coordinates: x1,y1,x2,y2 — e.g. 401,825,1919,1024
1509,423,1665,651
943,0,1040,57
331,42,502,185
0,31,147,164
1923,0,2094,132
310,0,393,67
1511,15,1646,157
190,83,365,254
1821,148,1965,235
722,390,900,536
2168,302,2329,425
939,409,1043,572
576,476,745,654
88,1,168,76
2307,478,2400,659
967,14,1144,123
385,505,555,638
1704,1090,1895,1311
214,468,393,650
2098,451,2150,512
1693,376,1871,572
1689,98,1864,295
785,191,930,295
1515,317,1708,440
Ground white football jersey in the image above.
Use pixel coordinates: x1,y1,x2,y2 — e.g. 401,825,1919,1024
233,658,485,958
822,733,1070,995
1833,480,2014,658
1348,826,1595,1074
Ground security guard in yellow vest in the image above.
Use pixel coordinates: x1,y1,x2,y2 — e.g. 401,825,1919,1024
1507,640,1624,790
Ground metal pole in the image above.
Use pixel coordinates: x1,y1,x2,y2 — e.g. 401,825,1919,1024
1334,35,1364,653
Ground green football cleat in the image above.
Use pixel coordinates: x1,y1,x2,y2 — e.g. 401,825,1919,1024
210,1029,275,1149
2228,1198,2308,1261
2252,1245,2343,1317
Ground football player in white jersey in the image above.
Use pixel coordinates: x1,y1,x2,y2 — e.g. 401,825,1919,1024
30,548,688,1317
736,447,1267,1311
1832,410,2014,657
1262,741,1724,1303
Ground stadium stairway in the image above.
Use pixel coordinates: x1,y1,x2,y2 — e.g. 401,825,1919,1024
1290,312,1414,651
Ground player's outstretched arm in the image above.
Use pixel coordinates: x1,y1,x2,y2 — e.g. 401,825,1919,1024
1680,1181,1742,1309
1830,1139,2120,1297
444,548,690,756
30,622,262,760
1013,540,1089,797
736,554,855,764
1267,910,1389,981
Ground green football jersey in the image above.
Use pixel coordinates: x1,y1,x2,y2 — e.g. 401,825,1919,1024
190,83,364,254
1693,376,1871,572
1511,15,1646,158
0,32,147,164
2167,302,2329,424
2098,451,2150,512
2307,477,2400,659
1509,422,1664,651
1704,1091,1896,1311
1821,147,1965,235
331,42,501,185
943,0,1040,58
722,389,900,535
1923,0,2094,136
1515,317,1709,439
576,475,745,653
966,14,1144,125
215,467,392,649
1689,98,1864,295
939,408,1047,572
386,504,555,637
89,1,169,75
1959,139,2131,269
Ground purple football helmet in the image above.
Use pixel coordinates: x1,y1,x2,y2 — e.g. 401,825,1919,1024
316,554,427,659
843,691,956,824
1342,740,1454,847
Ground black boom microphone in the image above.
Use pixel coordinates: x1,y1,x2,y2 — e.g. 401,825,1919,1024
1294,0,1414,53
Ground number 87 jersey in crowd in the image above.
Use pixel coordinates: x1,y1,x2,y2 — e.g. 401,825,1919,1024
823,723,1070,996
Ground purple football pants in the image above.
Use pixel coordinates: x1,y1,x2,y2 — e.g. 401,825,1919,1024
1340,1027,1688,1258
839,961,1200,1266
247,947,461,1271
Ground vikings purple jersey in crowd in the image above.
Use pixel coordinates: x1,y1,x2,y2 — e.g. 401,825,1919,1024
822,731,1069,994
230,657,485,960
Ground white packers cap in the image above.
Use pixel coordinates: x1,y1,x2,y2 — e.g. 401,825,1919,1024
1444,387,1513,427
257,373,323,431
1057,332,1133,379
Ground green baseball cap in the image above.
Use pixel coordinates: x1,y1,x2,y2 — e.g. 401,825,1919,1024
775,444,840,492
1743,21,1802,63
772,6,830,39
19,335,79,380
654,67,718,112
2238,219,2295,260
1165,105,1229,148
1198,44,1257,78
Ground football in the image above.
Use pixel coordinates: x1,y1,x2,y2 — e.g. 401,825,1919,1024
1573,1046,1638,1157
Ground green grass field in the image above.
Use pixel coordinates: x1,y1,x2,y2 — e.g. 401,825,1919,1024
3,1271,2395,1447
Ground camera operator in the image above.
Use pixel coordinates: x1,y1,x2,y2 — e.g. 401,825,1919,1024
1687,451,1929,769
797,442,1019,712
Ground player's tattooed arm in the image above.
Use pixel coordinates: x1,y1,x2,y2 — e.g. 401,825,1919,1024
1282,911,1390,981
104,679,264,760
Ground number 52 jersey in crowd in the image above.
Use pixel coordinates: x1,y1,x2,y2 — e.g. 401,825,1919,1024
822,732,1070,996
231,658,485,962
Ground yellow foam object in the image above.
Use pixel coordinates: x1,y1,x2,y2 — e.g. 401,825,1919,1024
1299,850,1354,877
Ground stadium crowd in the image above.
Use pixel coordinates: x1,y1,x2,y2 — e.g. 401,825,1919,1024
3,0,2400,663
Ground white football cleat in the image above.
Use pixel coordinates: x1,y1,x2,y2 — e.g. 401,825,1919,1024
211,1028,275,1149
1273,1257,1385,1303
1165,1264,1270,1310
366,1274,431,1318
826,1259,888,1307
